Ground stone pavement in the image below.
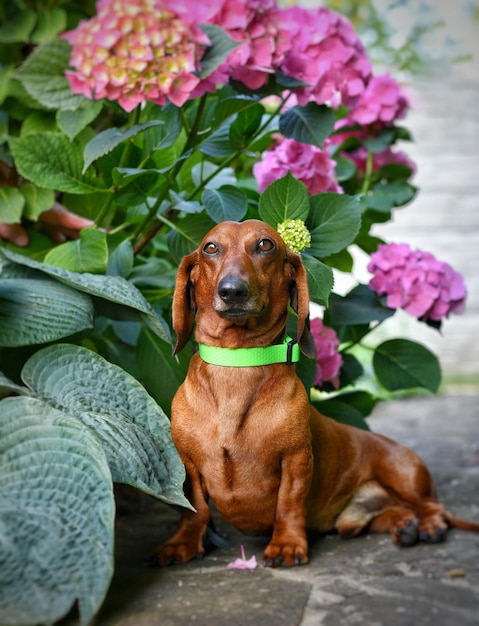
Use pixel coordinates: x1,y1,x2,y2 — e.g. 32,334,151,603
78,393,479,626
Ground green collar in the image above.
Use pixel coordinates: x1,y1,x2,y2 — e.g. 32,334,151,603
198,336,299,367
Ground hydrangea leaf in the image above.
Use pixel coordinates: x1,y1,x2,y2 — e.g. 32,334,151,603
202,186,248,223
0,247,170,343
312,398,370,431
9,132,105,194
0,277,94,347
0,10,36,43
14,37,87,110
373,339,441,393
198,24,242,79
0,187,24,223
279,103,335,147
0,396,115,626
83,121,164,173
44,227,108,273
324,284,395,326
19,181,54,220
20,344,190,507
57,100,104,141
301,254,334,306
307,193,361,258
258,171,310,226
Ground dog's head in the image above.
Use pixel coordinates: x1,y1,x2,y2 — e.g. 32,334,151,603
172,219,316,358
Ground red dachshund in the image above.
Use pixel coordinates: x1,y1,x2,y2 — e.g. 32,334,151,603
153,219,479,567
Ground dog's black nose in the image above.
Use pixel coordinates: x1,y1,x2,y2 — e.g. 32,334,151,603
217,277,249,304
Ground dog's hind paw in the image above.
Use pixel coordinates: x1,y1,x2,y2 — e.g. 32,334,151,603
262,540,309,568
394,518,419,547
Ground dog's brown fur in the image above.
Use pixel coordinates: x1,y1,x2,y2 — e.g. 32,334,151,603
153,219,479,567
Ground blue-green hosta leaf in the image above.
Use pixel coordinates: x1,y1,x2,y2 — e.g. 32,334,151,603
44,227,108,273
0,372,30,396
0,277,94,347
279,103,335,147
0,396,114,626
20,344,190,508
14,37,87,111
0,248,170,343
83,120,164,173
307,193,361,258
9,132,105,194
373,338,441,393
258,171,310,226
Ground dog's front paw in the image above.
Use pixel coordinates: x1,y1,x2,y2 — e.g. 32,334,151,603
262,540,309,568
149,540,204,567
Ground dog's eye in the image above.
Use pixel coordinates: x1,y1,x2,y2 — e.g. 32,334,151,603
203,242,219,255
257,238,275,253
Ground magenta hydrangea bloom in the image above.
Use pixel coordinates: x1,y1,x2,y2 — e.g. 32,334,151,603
253,137,342,195
63,0,210,112
368,243,467,322
278,5,371,109
344,145,416,178
310,318,343,389
348,74,410,125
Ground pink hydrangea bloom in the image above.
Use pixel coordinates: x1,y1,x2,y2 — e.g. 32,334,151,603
192,0,291,97
344,145,416,178
62,0,210,112
348,74,410,125
310,318,343,389
278,6,371,109
368,243,467,322
253,137,342,195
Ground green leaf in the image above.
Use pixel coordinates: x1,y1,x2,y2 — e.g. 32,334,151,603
198,24,242,79
9,132,105,194
57,100,103,140
307,193,361,258
0,371,31,396
137,327,193,412
230,103,263,149
312,398,370,430
373,338,441,393
0,248,170,343
363,180,416,212
44,227,109,273
0,277,94,347
31,9,67,44
199,122,234,158
203,186,248,223
279,103,335,147
21,344,190,507
325,284,395,326
14,38,87,111
83,121,164,173
0,10,36,43
19,181,54,220
167,213,216,264
0,187,24,223
0,396,114,626
301,254,334,306
258,172,310,226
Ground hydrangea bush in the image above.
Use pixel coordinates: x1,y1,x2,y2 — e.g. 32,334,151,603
0,1,467,624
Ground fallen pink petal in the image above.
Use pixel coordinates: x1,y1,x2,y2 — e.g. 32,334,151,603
227,546,258,570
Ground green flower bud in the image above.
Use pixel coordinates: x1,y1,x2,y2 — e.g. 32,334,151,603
277,219,311,253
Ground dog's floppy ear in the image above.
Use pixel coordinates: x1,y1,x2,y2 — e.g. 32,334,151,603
172,250,198,355
287,250,317,360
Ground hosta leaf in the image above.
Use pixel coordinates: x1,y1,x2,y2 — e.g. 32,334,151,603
301,254,334,306
307,193,361,258
279,103,335,147
44,227,108,273
0,277,94,347
203,186,248,223
21,344,190,507
373,338,441,393
83,121,164,173
9,132,105,194
258,172,310,226
0,396,114,626
14,38,87,111
0,248,170,343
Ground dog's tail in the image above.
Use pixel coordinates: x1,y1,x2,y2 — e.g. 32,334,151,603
446,513,479,532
